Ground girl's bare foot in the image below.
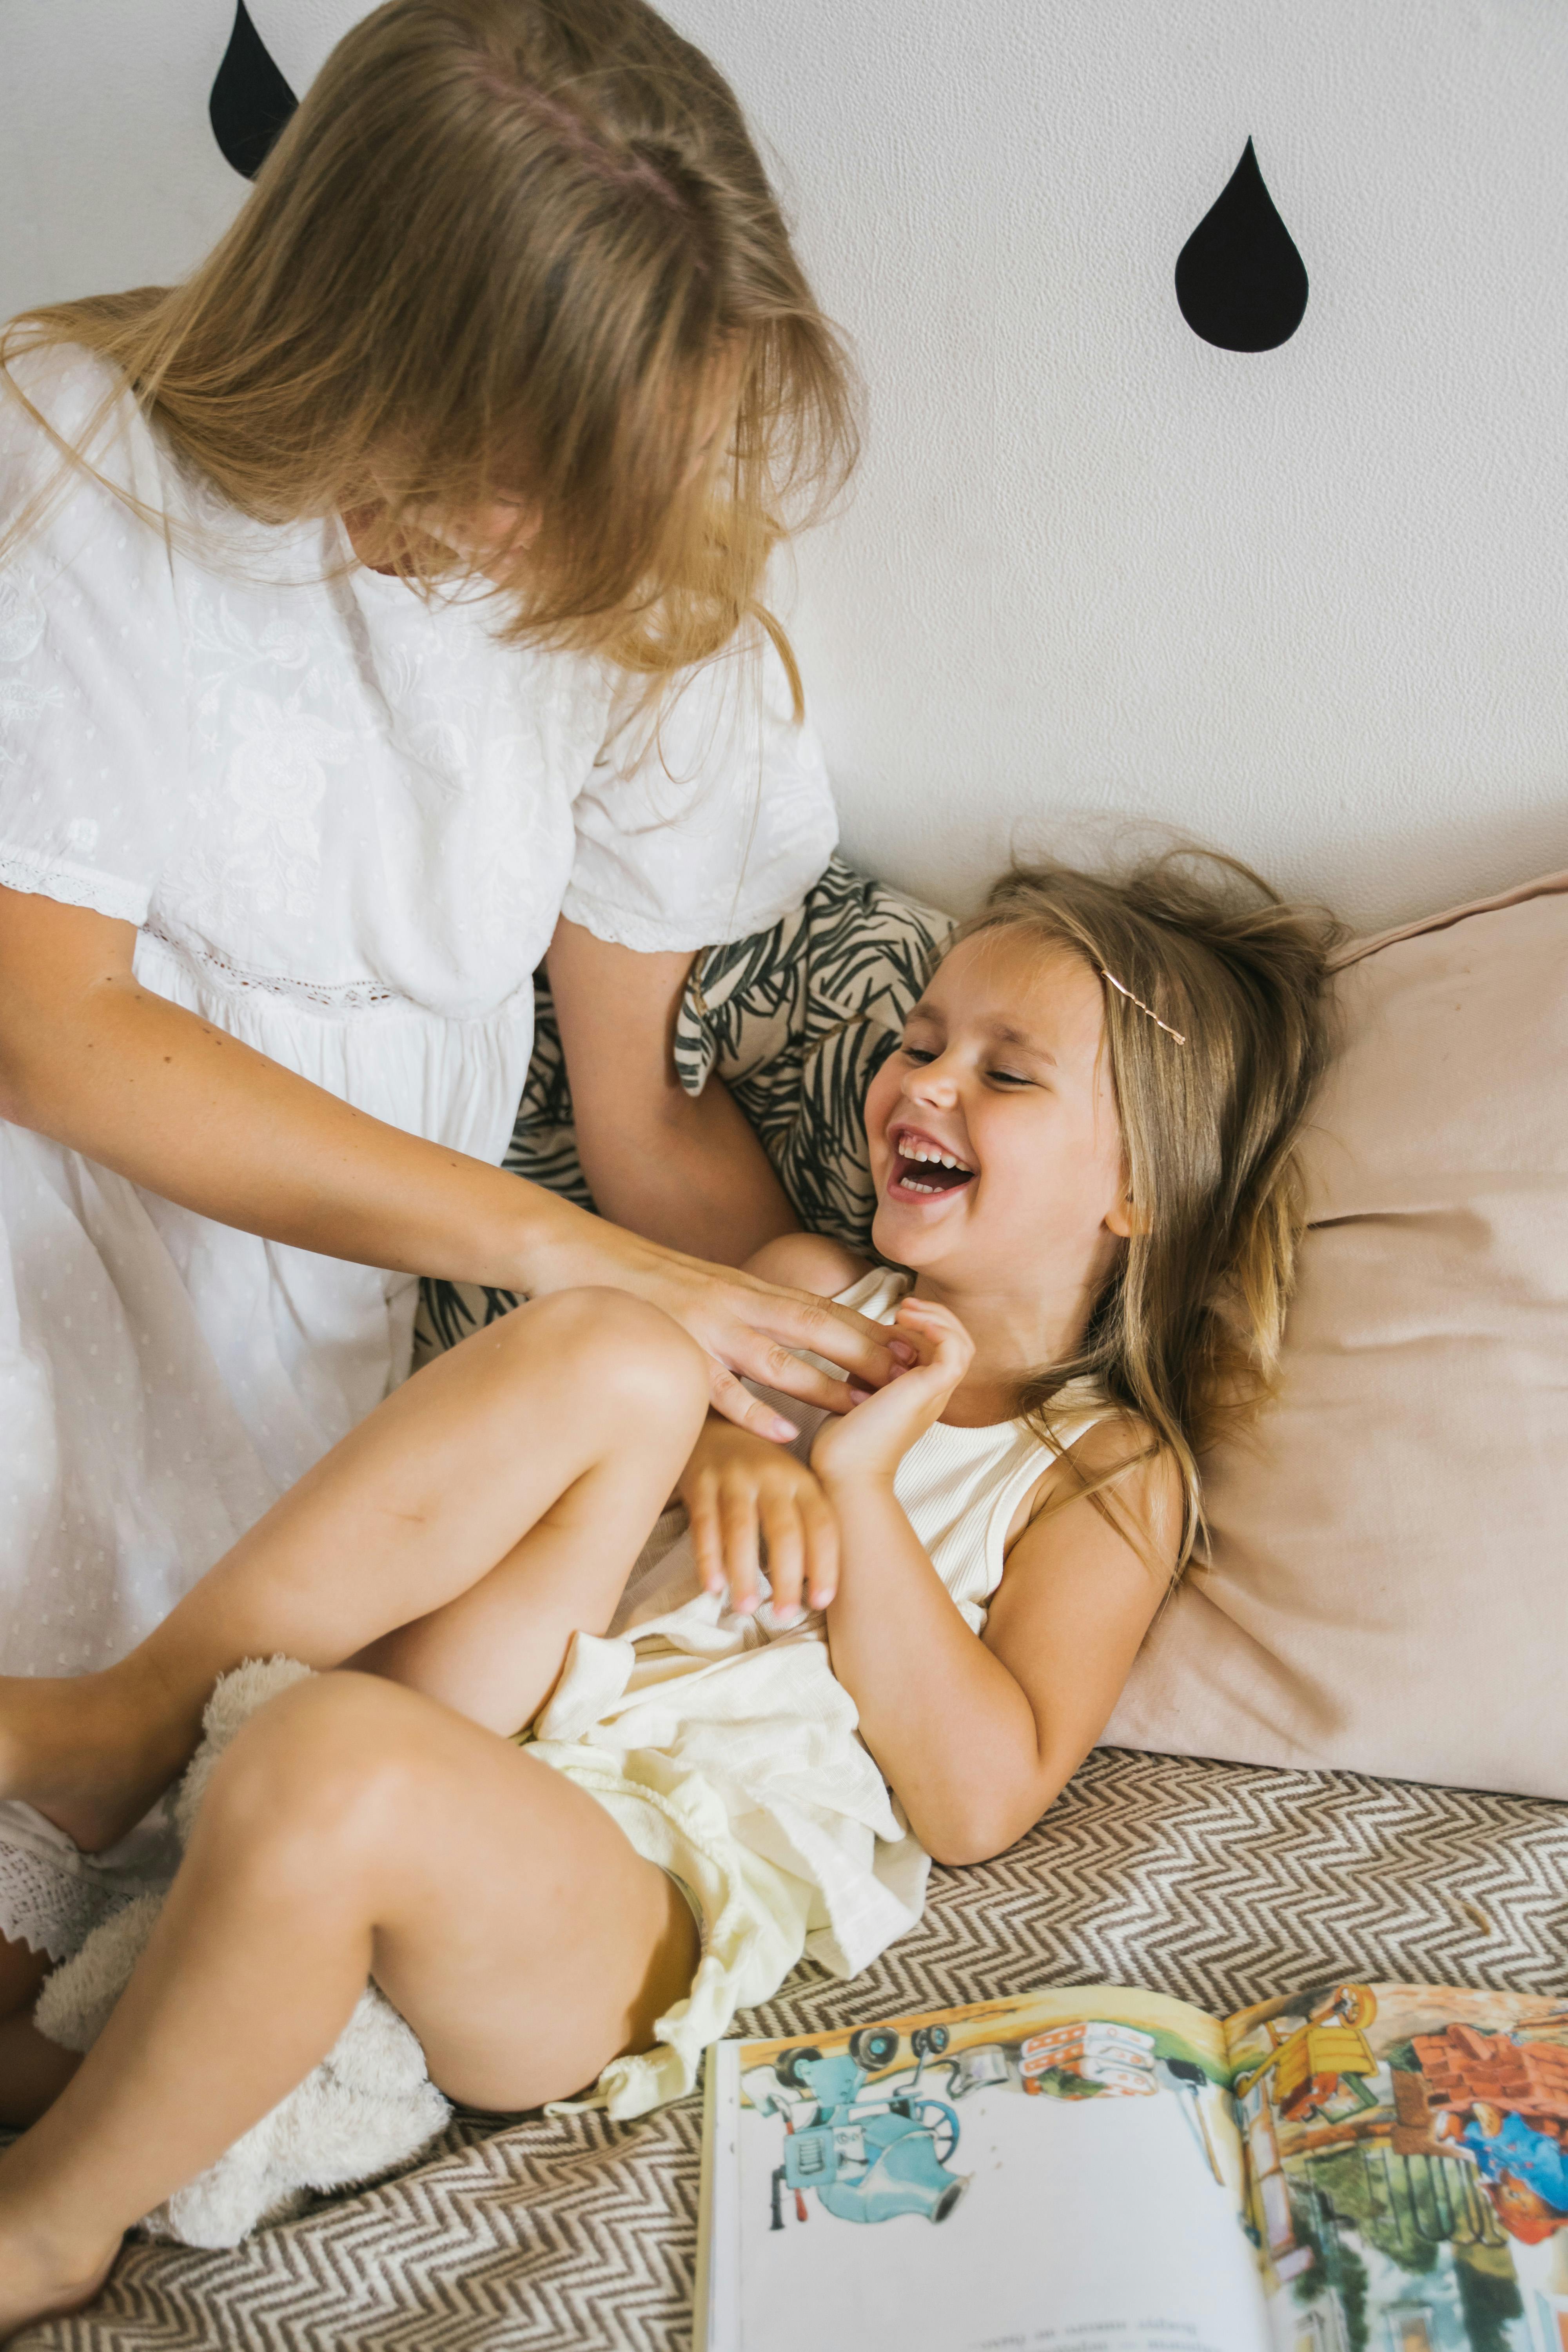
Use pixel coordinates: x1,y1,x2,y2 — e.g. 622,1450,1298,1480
0,2224,119,2343
0,1670,195,1855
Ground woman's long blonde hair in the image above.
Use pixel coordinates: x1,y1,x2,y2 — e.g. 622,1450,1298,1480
2,0,857,692
960,852,1338,1575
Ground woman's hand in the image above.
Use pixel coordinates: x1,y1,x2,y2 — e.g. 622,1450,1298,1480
526,1219,910,1438
811,1297,974,1486
679,1419,839,1623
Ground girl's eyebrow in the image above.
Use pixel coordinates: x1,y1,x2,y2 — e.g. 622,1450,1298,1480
988,1019,1057,1067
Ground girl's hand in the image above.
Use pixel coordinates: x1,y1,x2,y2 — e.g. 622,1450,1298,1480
810,1298,974,1486
679,1420,840,1623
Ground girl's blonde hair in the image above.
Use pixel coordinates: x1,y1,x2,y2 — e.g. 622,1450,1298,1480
958,851,1338,1575
2,0,857,695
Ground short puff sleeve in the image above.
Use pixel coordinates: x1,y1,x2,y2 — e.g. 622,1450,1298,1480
0,345,185,927
562,632,838,954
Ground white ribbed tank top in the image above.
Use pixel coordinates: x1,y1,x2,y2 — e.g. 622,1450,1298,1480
834,1268,1107,1634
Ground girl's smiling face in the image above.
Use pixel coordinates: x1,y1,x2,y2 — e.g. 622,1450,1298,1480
866,927,1134,1298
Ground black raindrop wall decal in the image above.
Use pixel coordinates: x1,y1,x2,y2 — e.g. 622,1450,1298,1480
1174,139,1308,352
210,1,298,181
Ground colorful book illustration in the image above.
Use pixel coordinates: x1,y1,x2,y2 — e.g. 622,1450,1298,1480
695,1979,1568,2352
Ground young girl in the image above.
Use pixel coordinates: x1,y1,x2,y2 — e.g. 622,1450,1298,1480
0,0,904,2008
0,852,1333,2333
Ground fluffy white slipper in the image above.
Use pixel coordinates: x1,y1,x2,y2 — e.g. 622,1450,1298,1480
34,1659,452,2248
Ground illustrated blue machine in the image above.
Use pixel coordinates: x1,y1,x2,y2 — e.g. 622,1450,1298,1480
757,2025,968,2230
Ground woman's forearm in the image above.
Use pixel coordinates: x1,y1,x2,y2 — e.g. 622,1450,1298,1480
1,961,582,1292
820,1473,1058,1866
0,885,907,1424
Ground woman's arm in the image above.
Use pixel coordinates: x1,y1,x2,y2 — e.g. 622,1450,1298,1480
811,1302,1177,1866
546,916,798,1265
0,886,905,1428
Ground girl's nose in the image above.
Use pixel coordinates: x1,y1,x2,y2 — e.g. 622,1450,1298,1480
906,1058,960,1106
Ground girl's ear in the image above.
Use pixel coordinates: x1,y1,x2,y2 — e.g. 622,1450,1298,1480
1104,1174,1145,1240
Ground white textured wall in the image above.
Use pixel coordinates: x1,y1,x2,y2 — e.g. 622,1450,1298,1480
5,0,1567,928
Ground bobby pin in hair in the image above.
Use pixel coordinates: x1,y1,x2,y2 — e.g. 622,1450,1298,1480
1100,969,1187,1045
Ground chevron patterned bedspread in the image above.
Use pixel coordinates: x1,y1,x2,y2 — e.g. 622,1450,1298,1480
33,1746,1568,2351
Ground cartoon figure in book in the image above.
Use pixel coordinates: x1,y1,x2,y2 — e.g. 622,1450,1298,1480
1232,1982,1381,2124
1415,2023,1568,2247
745,2027,968,2230
743,2010,1232,2236
1228,1980,1568,2338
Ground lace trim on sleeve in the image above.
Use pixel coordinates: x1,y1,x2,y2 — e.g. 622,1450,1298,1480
0,842,148,926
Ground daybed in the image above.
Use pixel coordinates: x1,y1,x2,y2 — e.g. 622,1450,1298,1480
26,866,1568,2351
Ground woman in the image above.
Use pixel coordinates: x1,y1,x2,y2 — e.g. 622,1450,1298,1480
0,0,900,1997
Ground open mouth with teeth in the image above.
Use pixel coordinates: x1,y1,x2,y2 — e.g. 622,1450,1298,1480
888,1131,976,1199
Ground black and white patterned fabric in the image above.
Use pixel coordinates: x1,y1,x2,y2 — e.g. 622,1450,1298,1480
415,857,954,1359
38,1744,1568,2352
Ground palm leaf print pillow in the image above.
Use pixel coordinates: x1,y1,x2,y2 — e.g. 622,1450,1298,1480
416,858,954,1361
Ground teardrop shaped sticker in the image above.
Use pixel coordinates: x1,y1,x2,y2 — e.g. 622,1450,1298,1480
210,1,298,181
1174,139,1308,352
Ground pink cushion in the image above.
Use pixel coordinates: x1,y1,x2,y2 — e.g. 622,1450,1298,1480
1103,871,1568,1797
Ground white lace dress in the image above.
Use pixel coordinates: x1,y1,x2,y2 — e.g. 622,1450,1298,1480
0,343,837,1956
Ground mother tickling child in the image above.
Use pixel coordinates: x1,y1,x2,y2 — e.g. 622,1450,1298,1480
0,851,1332,2331
0,0,906,1986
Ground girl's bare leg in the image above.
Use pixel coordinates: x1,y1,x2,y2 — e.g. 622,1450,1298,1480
0,1674,700,2337
0,1944,46,2026
0,1290,710,1854
0,1942,77,2132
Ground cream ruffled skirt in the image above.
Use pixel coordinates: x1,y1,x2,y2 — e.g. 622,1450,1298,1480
526,1508,930,2122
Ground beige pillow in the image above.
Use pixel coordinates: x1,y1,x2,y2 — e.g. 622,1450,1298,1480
1103,870,1568,1798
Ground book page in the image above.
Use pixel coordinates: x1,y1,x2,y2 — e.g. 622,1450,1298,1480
1223,1980,1568,2352
702,1984,1267,2352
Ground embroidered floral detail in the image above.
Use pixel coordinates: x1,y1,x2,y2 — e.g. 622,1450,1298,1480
0,673,63,762
0,574,45,664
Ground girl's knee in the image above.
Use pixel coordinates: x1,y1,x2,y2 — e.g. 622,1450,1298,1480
510,1287,710,1422
195,1674,417,1864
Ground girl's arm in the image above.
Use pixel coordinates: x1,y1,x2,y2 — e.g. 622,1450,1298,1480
0,886,904,1428
679,1228,870,1617
812,1300,1178,1866
546,917,799,1265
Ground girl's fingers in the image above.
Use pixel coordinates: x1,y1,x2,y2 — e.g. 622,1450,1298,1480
893,1299,973,1374
760,1491,807,1625
800,1488,840,1611
688,1477,726,1598
719,1482,762,1615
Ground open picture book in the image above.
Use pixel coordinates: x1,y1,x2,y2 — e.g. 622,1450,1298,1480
695,1978,1568,2352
